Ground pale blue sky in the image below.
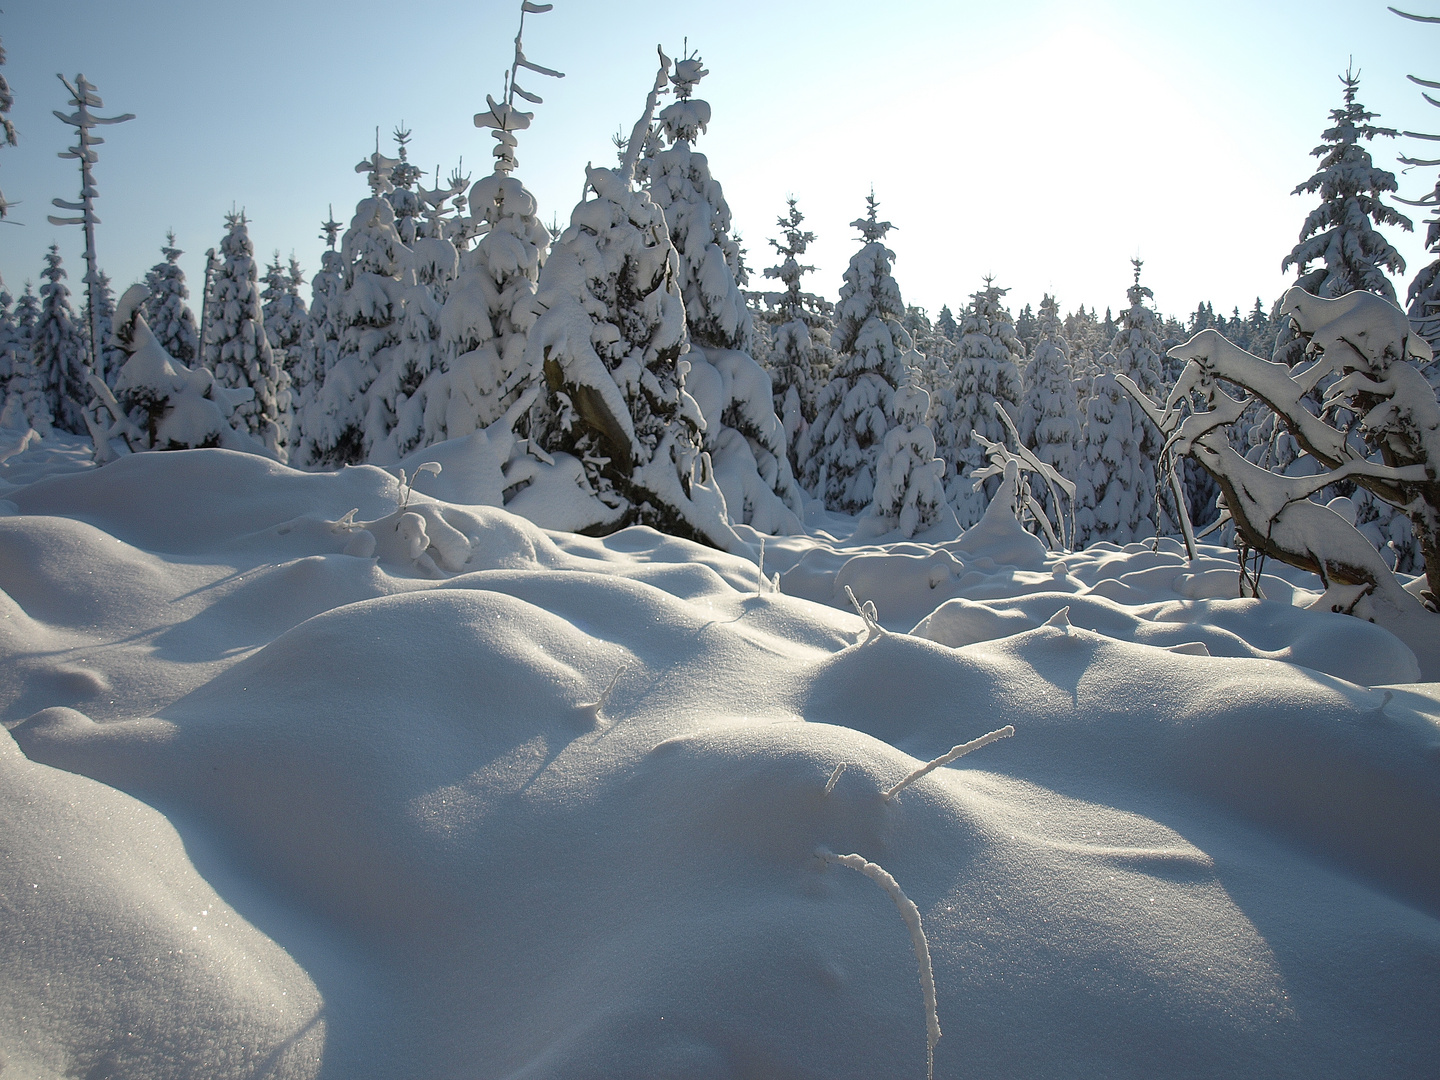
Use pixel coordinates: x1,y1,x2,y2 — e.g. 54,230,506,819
2,0,1438,325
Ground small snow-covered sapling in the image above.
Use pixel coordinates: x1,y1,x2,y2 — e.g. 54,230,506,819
816,848,941,1080
824,762,847,795
883,725,1015,801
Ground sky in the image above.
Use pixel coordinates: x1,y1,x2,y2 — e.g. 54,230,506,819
2,0,1439,327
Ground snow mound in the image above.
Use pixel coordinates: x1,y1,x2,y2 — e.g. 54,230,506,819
1,446,1438,1078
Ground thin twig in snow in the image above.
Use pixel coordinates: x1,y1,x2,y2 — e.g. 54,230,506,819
883,726,1015,801
816,848,941,1080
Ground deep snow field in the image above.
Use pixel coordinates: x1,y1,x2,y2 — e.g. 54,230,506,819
2,433,1439,1080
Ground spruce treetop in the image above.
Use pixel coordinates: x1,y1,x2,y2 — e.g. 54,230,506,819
1282,66,1411,301
320,206,342,250
472,0,564,177
851,191,894,245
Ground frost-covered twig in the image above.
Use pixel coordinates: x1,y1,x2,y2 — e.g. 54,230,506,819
816,848,940,1080
843,584,884,642
882,725,1015,801
824,762,847,795
395,461,441,513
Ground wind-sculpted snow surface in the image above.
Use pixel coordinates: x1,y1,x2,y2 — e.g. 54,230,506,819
2,445,1439,1079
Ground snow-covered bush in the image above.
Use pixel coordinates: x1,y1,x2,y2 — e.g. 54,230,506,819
93,284,271,458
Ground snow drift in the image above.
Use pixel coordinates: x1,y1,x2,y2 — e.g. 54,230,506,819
1,444,1438,1079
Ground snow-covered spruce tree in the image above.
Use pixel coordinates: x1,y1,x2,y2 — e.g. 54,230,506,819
1017,294,1079,505
32,245,89,434
0,282,49,432
423,74,559,451
0,279,21,407
388,2,564,459
1108,258,1166,528
1074,360,1153,548
758,196,834,474
0,33,16,220
1273,65,1410,375
376,233,454,462
521,49,740,551
301,153,410,468
935,305,957,344
262,253,309,393
862,372,951,538
203,212,291,459
293,210,344,429
1281,66,1410,309
141,232,199,365
1015,302,1037,358
639,50,749,353
97,284,271,456
933,277,1023,528
84,270,122,391
803,193,916,514
639,48,802,528
46,74,132,385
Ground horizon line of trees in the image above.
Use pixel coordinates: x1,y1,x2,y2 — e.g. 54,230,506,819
2,11,1439,577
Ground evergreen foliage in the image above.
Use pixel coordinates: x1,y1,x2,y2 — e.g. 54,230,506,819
261,254,309,387
1281,67,1410,306
0,33,15,220
933,277,1023,527
758,196,834,469
32,245,88,434
301,185,410,468
1018,294,1079,499
1075,363,1153,547
803,193,915,514
866,372,950,538
521,54,738,550
141,232,199,365
203,212,291,459
639,50,751,353
294,212,344,425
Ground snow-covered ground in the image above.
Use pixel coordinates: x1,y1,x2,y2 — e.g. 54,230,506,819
2,436,1438,1079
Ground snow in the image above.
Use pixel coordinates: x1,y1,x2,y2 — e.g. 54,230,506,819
1,437,1439,1078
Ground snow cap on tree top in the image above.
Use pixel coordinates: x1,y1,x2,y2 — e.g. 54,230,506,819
657,41,708,142
852,191,893,243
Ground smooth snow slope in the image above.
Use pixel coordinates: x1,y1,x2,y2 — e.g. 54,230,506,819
1,446,1438,1079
